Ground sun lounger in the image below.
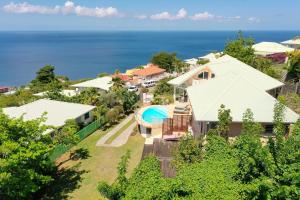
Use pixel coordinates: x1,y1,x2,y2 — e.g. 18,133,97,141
163,134,182,141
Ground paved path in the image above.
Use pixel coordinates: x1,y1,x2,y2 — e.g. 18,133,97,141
96,114,135,147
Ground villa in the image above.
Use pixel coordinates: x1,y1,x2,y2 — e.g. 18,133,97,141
136,55,299,141
71,76,113,92
3,99,96,133
132,64,166,81
281,37,300,48
252,42,294,56
34,89,78,97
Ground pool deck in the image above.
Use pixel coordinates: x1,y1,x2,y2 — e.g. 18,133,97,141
135,105,175,129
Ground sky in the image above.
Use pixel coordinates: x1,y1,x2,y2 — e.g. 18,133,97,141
0,0,299,31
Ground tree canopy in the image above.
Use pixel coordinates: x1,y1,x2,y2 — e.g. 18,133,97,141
150,52,189,73
0,111,56,199
97,103,300,200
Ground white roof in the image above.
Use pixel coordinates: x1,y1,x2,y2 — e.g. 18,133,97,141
282,39,300,45
253,42,294,56
3,99,96,127
187,74,299,123
199,52,221,62
184,58,198,65
168,55,284,91
34,90,78,97
71,76,113,91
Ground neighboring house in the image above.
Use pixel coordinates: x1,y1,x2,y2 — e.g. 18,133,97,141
167,54,299,137
252,42,294,63
71,76,113,92
281,38,300,49
184,53,222,66
253,42,294,56
184,58,198,65
198,52,222,62
187,74,299,137
34,89,78,97
0,86,9,93
132,64,166,81
112,73,132,82
126,67,144,76
3,99,96,133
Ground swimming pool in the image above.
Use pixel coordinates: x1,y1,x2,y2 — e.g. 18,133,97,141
142,106,168,124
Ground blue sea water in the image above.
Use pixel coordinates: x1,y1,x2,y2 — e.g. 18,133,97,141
0,31,299,86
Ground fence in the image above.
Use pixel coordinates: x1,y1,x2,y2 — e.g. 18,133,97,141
50,119,103,161
280,79,300,95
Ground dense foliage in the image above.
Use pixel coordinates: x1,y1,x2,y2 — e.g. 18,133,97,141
98,102,300,200
0,111,56,199
287,50,300,80
224,31,277,78
151,77,174,105
150,52,189,73
0,89,37,107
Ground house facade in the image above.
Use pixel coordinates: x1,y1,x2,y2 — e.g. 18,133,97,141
71,76,113,92
3,99,96,132
168,55,299,137
132,64,166,82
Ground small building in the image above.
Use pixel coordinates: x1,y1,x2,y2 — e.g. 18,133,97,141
132,64,166,81
0,86,9,93
281,38,300,49
111,73,132,82
34,89,78,97
3,99,96,130
71,76,113,92
252,42,295,60
184,58,198,65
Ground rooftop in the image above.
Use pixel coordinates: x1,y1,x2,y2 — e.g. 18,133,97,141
253,42,294,56
71,76,113,91
112,74,132,82
34,89,78,97
3,99,96,127
168,54,284,91
132,65,166,77
282,38,300,45
187,74,299,123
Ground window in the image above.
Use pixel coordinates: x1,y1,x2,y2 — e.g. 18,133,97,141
265,125,273,133
198,71,209,79
84,112,90,120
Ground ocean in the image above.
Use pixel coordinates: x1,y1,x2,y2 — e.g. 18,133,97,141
0,31,299,86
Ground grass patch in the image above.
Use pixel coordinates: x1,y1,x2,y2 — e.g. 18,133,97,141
47,124,145,200
105,117,135,144
283,93,300,114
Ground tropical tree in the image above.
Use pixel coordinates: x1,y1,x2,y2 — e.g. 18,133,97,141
287,50,300,80
216,104,232,140
54,119,80,149
224,31,255,66
172,133,203,169
150,52,177,72
31,65,56,85
98,151,131,200
0,111,56,199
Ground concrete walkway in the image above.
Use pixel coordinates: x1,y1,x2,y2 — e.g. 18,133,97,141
96,114,135,147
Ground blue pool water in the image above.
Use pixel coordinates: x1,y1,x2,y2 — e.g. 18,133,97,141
142,106,168,124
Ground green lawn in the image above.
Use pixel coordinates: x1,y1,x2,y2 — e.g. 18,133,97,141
50,127,145,200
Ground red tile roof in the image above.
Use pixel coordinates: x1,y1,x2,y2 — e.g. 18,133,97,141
132,66,166,77
112,74,132,82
